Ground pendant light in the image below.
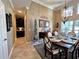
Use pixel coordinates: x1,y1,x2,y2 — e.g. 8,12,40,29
62,0,68,24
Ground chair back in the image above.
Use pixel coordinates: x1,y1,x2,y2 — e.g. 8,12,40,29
43,36,52,49
48,32,52,37
44,37,49,43
44,36,51,44
72,40,79,53
68,31,76,37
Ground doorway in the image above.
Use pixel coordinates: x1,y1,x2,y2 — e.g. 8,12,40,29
16,16,25,38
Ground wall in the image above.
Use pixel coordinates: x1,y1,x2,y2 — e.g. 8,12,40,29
1,0,16,56
53,9,62,32
25,1,53,41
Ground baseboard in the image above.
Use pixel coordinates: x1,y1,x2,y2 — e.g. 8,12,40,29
8,41,16,59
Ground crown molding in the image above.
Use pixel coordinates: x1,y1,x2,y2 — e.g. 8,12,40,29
32,0,65,9
32,0,53,9
8,0,14,10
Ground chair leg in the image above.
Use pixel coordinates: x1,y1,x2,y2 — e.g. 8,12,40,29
78,49,79,57
71,54,73,59
75,50,77,59
59,50,61,59
45,49,47,56
51,53,53,59
44,44,47,56
64,49,68,59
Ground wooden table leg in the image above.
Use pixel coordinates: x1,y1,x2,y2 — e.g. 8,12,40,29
65,49,68,59
59,49,61,59
78,49,79,57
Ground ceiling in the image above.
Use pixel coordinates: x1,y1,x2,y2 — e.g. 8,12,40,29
9,0,71,16
10,0,32,16
11,0,31,9
32,0,72,9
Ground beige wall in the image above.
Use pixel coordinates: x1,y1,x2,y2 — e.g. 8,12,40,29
25,1,53,41
53,10,62,32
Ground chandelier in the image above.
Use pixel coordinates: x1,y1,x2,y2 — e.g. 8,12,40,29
62,0,68,24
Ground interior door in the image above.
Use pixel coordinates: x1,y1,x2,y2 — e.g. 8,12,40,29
0,0,8,59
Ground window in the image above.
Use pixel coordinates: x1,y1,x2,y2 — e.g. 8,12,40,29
74,20,79,37
62,7,73,17
77,4,79,14
74,20,79,30
61,20,73,34
61,20,79,37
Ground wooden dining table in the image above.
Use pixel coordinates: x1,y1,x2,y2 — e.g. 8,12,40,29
49,37,79,59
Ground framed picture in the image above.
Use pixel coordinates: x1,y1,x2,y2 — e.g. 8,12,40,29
39,20,45,27
39,20,50,27
6,13,10,32
45,21,50,27
6,13,12,32
9,13,12,27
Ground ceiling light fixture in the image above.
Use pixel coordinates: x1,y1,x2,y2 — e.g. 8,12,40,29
26,7,29,10
18,10,22,13
62,0,68,24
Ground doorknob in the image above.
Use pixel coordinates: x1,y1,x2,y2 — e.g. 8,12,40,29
4,39,7,41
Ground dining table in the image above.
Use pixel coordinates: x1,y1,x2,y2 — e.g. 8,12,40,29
49,36,79,59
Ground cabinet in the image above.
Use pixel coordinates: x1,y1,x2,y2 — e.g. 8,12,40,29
16,27,25,37
16,30,25,37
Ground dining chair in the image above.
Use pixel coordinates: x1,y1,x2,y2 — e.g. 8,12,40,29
68,40,79,59
43,36,62,59
48,31,53,37
67,31,76,37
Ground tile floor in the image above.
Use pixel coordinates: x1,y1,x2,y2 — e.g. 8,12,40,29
10,37,42,59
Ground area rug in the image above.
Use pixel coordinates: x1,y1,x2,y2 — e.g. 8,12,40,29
34,43,58,59
32,39,44,45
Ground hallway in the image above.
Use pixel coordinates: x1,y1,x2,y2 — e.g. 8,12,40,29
10,37,41,59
